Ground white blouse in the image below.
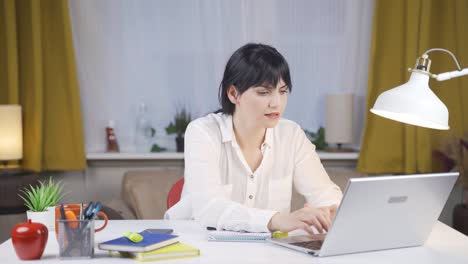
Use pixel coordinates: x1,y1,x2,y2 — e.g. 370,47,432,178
165,113,343,232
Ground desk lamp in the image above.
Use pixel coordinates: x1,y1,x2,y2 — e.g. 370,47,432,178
0,105,23,170
370,48,468,130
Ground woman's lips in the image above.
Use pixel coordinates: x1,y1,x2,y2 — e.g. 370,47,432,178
265,113,280,119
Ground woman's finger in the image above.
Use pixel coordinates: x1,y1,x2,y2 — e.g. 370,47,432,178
308,217,323,233
299,222,315,236
322,209,333,229
320,208,331,223
316,214,330,232
329,205,338,221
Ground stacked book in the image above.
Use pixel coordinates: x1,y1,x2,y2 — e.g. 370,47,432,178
98,232,199,261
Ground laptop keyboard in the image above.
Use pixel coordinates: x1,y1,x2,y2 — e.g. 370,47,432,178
290,240,324,250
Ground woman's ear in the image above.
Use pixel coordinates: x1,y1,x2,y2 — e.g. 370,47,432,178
227,85,239,104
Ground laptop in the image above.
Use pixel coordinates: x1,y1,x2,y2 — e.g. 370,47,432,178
269,172,459,257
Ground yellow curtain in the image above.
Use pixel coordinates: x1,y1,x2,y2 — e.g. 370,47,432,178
0,0,86,171
358,0,468,174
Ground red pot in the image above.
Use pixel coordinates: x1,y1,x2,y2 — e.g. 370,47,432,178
11,219,48,260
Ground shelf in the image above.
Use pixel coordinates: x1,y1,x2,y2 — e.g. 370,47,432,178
86,152,184,160
86,151,358,161
317,151,359,160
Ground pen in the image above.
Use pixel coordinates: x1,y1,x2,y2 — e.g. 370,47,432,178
83,202,95,220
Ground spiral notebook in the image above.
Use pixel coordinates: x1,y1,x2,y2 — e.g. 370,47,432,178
207,230,271,242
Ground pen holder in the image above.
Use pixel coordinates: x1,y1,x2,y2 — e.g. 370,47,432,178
58,219,95,259
55,204,108,240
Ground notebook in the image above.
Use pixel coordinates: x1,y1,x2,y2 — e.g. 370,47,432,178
207,230,271,242
98,232,178,252
112,242,200,262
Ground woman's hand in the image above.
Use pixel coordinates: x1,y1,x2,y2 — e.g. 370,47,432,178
306,203,338,223
267,205,335,235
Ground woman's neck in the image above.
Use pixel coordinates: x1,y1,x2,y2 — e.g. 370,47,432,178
232,113,265,150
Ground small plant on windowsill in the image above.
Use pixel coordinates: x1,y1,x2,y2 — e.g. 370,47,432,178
304,127,328,151
165,107,192,152
147,127,167,153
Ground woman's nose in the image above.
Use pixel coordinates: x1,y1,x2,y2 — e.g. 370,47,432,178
269,92,281,107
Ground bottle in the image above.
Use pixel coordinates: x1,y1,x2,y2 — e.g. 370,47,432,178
134,103,152,153
106,120,120,152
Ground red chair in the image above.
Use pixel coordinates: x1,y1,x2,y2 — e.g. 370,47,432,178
167,178,184,209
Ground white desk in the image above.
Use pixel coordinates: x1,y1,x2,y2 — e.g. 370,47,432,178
1,220,468,263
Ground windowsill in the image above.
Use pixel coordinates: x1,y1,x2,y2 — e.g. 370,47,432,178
86,152,184,160
86,151,359,161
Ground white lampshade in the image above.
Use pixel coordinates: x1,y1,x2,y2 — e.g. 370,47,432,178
370,72,449,130
325,93,354,144
0,105,23,160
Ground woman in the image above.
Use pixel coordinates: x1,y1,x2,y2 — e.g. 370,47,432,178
165,43,342,235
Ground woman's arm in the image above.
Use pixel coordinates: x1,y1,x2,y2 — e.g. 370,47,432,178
183,122,277,232
267,126,343,234
292,127,343,207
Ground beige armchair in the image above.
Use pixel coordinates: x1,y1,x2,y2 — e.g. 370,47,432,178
121,168,184,219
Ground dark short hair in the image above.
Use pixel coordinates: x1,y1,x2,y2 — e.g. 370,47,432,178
218,43,292,115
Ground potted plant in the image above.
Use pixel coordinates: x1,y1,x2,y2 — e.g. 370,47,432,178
165,107,192,152
432,137,468,235
149,127,167,153
304,127,328,150
18,177,65,230
453,138,468,235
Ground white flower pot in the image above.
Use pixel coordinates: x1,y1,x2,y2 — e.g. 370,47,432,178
47,206,56,231
26,210,53,231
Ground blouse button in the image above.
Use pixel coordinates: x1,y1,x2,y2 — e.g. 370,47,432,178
250,175,254,179
248,195,253,199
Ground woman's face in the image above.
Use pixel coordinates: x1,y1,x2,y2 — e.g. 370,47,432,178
230,79,289,129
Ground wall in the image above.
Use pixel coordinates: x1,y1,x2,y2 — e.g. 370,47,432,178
68,0,375,153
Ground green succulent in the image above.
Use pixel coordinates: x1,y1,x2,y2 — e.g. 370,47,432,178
18,177,65,212
304,127,328,150
150,143,167,152
166,108,192,137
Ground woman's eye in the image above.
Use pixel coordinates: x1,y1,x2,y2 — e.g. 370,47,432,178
257,91,270,95
280,90,288,94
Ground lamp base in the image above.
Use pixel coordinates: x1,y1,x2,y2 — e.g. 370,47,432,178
325,143,355,153
0,164,23,176
325,147,356,153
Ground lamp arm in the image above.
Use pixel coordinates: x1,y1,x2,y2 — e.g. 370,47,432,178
420,48,468,81
423,48,462,71
435,68,468,81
